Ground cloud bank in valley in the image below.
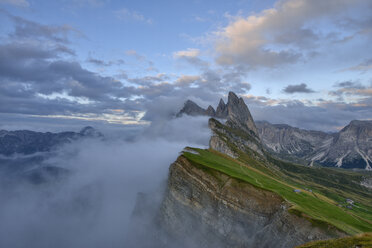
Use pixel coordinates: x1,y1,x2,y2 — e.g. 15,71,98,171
0,115,211,248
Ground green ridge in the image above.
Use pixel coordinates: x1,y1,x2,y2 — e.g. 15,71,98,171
182,148,372,235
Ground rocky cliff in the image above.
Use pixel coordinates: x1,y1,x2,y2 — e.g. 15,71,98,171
153,92,351,248
157,155,342,248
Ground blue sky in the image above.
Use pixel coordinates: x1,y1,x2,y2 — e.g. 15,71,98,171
0,0,371,131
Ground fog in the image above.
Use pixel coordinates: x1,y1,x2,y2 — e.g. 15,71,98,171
0,115,211,248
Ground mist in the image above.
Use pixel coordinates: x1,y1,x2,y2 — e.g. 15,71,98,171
0,115,211,248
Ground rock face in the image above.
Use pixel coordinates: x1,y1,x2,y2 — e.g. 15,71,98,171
158,156,340,248
225,91,260,139
256,121,330,156
314,120,372,170
177,92,260,140
0,126,103,156
209,118,264,157
256,120,372,170
215,99,228,118
178,92,263,156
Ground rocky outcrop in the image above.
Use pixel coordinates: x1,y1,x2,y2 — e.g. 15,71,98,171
256,120,372,170
215,99,228,118
158,155,341,248
209,118,264,157
177,100,214,117
178,92,263,157
225,91,260,139
177,92,260,141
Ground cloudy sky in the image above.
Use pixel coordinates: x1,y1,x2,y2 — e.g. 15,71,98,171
0,0,371,132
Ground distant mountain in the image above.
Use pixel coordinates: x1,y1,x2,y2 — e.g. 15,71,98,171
0,126,103,156
177,95,372,170
256,120,372,170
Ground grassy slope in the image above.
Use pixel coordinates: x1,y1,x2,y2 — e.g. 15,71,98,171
182,148,372,235
296,233,372,248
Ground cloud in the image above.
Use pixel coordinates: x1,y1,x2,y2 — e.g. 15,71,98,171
173,48,209,68
87,58,125,67
244,95,372,131
8,14,79,43
342,58,372,72
0,0,29,7
0,115,210,248
69,0,108,7
283,83,315,94
173,48,200,58
214,0,371,68
115,8,152,24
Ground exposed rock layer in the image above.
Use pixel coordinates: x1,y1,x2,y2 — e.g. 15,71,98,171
158,156,341,248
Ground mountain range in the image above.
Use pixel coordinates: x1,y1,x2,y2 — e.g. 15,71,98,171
177,94,372,170
0,126,102,184
0,126,102,156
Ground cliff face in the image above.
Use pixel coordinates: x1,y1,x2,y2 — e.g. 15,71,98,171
158,156,340,248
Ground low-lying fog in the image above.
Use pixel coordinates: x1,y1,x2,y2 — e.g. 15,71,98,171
0,116,211,248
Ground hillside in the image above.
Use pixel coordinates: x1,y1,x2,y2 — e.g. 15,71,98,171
296,233,372,248
153,92,372,247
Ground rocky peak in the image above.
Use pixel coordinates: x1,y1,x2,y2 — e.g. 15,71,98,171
206,105,216,116
177,100,209,117
226,91,260,139
215,99,228,118
79,126,103,138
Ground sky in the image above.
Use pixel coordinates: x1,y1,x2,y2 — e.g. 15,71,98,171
0,0,372,132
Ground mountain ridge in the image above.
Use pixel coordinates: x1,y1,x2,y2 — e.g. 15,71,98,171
176,95,372,170
0,126,103,156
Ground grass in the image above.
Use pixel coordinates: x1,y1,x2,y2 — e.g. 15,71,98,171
296,233,372,248
182,148,372,235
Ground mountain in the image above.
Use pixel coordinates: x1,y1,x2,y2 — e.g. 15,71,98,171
176,94,372,170
256,120,372,170
131,91,372,248
0,126,103,156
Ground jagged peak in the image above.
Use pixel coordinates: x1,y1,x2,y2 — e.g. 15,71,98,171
79,126,103,137
227,91,239,103
218,98,225,107
206,105,216,116
184,99,199,107
225,92,260,139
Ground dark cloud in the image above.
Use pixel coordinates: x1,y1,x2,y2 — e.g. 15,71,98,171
1,12,371,132
245,96,372,132
8,14,78,43
283,83,315,94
